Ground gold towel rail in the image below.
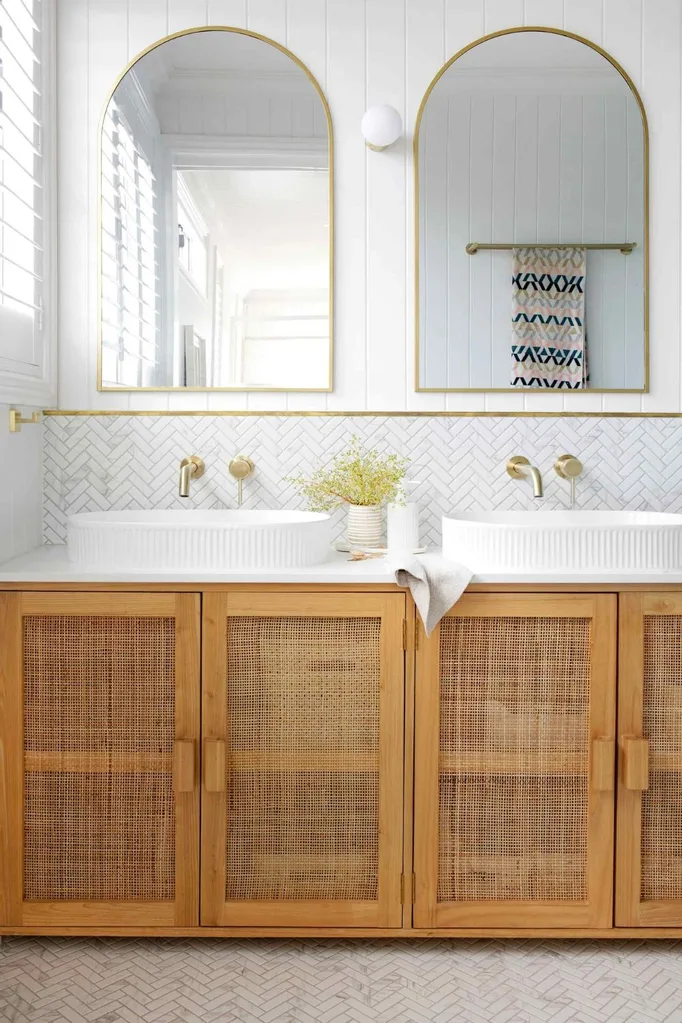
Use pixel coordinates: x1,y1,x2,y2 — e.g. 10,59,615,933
466,241,636,255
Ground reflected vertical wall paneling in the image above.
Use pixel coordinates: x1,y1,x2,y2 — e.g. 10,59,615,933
420,87,645,390
55,0,681,413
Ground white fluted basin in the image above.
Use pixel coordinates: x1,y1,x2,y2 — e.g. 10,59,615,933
67,510,332,572
442,510,682,573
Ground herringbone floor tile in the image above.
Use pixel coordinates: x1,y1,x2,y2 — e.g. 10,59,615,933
2,938,682,1023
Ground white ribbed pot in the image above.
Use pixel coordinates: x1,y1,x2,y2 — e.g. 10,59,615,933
346,504,383,548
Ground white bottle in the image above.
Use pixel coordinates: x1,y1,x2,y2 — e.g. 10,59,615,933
387,482,422,553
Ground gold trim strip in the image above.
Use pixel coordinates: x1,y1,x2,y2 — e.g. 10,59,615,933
43,409,682,418
97,26,334,394
413,26,650,395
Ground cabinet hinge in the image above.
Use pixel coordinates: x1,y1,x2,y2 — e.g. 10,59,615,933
401,873,416,904
415,626,419,651
402,619,407,650
412,873,416,904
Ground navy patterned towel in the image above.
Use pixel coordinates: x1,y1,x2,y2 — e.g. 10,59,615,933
511,246,587,389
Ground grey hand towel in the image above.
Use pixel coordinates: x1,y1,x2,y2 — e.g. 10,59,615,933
388,552,472,635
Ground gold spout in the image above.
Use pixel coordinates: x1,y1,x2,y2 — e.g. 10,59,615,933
507,455,543,499
178,455,205,498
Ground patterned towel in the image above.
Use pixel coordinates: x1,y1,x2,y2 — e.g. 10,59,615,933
511,246,587,389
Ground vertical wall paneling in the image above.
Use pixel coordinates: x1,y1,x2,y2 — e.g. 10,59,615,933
325,0,367,410
563,0,603,43
468,94,494,389
366,0,407,409
484,0,524,33
167,0,208,33
54,0,677,412
57,0,92,410
490,94,518,398
282,0,330,412
641,0,680,413
447,96,472,390
406,0,445,410
0,411,43,560
127,0,168,55
524,0,563,28
445,0,485,58
206,0,248,26
600,0,642,411
246,0,286,40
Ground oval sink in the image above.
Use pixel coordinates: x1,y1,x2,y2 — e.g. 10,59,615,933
68,510,332,572
443,510,682,573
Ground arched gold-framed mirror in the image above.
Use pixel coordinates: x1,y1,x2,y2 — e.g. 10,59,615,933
415,27,648,395
98,27,333,392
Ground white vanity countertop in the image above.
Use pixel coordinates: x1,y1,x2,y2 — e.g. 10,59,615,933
3,544,682,585
0,544,396,584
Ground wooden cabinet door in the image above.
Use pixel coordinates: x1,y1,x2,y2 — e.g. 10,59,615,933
201,591,405,928
414,594,617,929
0,593,200,929
617,592,682,926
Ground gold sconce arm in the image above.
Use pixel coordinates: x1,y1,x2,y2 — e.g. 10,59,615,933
9,409,41,433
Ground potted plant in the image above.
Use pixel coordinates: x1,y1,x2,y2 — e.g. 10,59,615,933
287,437,409,548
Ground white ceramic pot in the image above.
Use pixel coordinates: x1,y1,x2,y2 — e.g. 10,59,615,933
346,504,383,548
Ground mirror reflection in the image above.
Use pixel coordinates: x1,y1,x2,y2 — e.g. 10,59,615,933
99,30,332,391
416,30,647,393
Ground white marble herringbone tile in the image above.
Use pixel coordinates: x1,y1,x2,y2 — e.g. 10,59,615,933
2,938,682,1023
42,416,682,545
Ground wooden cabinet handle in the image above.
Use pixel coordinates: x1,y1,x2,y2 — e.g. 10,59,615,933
621,736,649,791
173,740,195,793
591,737,615,791
204,739,226,792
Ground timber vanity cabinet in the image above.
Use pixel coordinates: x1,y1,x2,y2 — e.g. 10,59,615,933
1,585,682,939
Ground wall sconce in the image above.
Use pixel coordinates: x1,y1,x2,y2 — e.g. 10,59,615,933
361,105,403,151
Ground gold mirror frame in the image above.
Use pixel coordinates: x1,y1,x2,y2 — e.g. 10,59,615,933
414,26,650,395
97,26,334,393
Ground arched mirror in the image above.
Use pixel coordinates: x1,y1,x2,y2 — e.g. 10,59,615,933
416,28,648,393
98,28,332,391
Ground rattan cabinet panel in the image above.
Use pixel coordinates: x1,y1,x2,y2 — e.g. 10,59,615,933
0,593,200,929
200,592,406,928
414,594,617,929
617,594,682,926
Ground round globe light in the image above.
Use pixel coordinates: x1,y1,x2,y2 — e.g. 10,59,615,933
361,105,403,151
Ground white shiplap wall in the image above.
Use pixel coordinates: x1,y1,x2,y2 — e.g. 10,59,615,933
419,85,645,390
56,0,682,414
0,405,44,560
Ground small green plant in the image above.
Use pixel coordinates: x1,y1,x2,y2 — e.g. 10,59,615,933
287,437,409,512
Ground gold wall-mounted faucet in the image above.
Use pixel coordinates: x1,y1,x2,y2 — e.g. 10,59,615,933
507,455,544,498
229,455,254,507
178,455,205,498
555,453,583,505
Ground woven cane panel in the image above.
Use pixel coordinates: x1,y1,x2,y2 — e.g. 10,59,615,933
437,616,591,903
23,615,176,902
225,616,381,902
641,615,682,901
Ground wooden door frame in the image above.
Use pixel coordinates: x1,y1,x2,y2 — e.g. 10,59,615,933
414,593,617,929
616,592,682,926
201,590,406,928
0,592,201,928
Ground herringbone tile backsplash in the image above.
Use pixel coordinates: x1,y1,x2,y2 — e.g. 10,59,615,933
43,416,682,546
